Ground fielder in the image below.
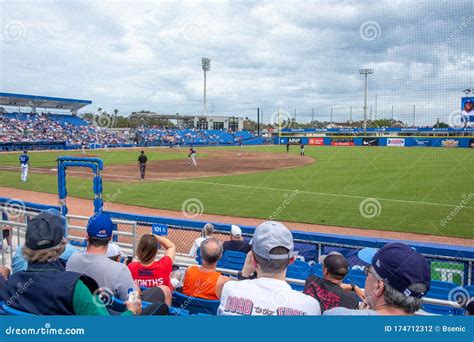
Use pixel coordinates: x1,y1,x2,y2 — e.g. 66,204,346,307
188,146,197,166
300,142,305,156
19,150,30,182
81,141,86,155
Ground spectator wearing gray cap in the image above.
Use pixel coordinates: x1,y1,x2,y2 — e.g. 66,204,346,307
217,221,321,316
303,252,361,313
324,242,431,316
189,223,214,257
223,225,251,254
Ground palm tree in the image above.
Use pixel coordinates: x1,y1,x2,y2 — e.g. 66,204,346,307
97,107,102,115
114,109,119,119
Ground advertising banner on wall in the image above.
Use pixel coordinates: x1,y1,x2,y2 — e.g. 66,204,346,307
362,138,379,146
330,138,354,146
441,139,459,148
413,139,431,146
288,137,301,144
387,138,405,146
308,138,324,145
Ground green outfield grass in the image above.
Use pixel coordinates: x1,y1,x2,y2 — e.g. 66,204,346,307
0,146,473,239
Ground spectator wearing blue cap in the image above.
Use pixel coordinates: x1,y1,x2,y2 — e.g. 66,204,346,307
66,214,137,302
66,214,170,311
324,242,431,316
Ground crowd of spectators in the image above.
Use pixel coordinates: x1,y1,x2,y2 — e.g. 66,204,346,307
0,209,472,317
0,112,126,146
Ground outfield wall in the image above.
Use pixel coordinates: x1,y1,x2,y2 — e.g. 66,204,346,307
275,136,474,148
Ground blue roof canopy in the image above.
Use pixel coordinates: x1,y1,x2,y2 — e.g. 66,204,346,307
0,92,92,112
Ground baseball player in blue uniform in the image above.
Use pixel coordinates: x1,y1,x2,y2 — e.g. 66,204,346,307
19,150,30,182
188,146,197,166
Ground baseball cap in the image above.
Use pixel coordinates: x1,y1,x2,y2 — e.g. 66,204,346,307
106,243,123,258
230,225,242,237
250,221,294,260
358,242,430,298
25,210,65,250
319,251,349,278
87,213,114,239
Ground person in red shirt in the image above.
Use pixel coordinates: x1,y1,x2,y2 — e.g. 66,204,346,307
128,234,176,306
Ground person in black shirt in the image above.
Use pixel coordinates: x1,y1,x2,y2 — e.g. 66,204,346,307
223,225,251,254
137,151,148,180
286,142,290,152
303,252,361,313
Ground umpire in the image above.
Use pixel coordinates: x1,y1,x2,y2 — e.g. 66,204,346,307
138,151,148,180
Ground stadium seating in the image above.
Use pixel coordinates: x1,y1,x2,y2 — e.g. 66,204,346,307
218,251,247,271
172,291,220,315
310,263,323,277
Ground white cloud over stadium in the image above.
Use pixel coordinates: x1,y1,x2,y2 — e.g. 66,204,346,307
0,0,473,125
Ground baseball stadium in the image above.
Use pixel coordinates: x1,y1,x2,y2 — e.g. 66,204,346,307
0,2,473,333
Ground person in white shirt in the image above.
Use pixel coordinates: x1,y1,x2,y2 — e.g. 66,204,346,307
189,223,214,257
217,221,321,316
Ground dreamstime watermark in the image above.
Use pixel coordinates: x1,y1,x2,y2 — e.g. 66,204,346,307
270,287,291,308
4,323,85,336
182,23,204,40
440,16,474,49
3,21,26,41
448,286,471,307
92,113,115,129
359,21,381,41
268,190,300,220
5,278,34,307
359,198,382,219
181,198,204,219
440,193,473,227
269,110,293,130
92,287,114,307
3,198,26,219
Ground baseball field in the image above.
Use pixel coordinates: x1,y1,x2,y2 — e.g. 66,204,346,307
0,145,473,240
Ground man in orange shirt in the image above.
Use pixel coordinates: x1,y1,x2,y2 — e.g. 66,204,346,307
182,238,230,300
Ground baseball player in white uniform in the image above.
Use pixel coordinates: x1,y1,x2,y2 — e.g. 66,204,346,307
19,150,30,182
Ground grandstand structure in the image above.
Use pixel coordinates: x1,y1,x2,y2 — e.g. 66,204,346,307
0,92,259,151
130,112,244,131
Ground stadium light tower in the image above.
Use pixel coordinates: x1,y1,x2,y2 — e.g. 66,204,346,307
202,57,211,114
359,68,373,134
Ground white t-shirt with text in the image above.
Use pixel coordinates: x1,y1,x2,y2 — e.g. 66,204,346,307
218,277,321,316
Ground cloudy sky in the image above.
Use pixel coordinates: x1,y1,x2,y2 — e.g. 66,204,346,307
0,0,473,125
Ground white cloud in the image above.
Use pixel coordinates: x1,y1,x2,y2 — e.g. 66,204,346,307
0,0,473,125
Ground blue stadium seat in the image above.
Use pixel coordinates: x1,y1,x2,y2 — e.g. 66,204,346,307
464,285,474,298
310,263,323,277
172,291,220,315
345,269,366,287
287,260,311,280
219,251,247,271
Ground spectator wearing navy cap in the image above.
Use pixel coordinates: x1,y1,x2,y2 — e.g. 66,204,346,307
324,242,431,316
0,210,141,315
